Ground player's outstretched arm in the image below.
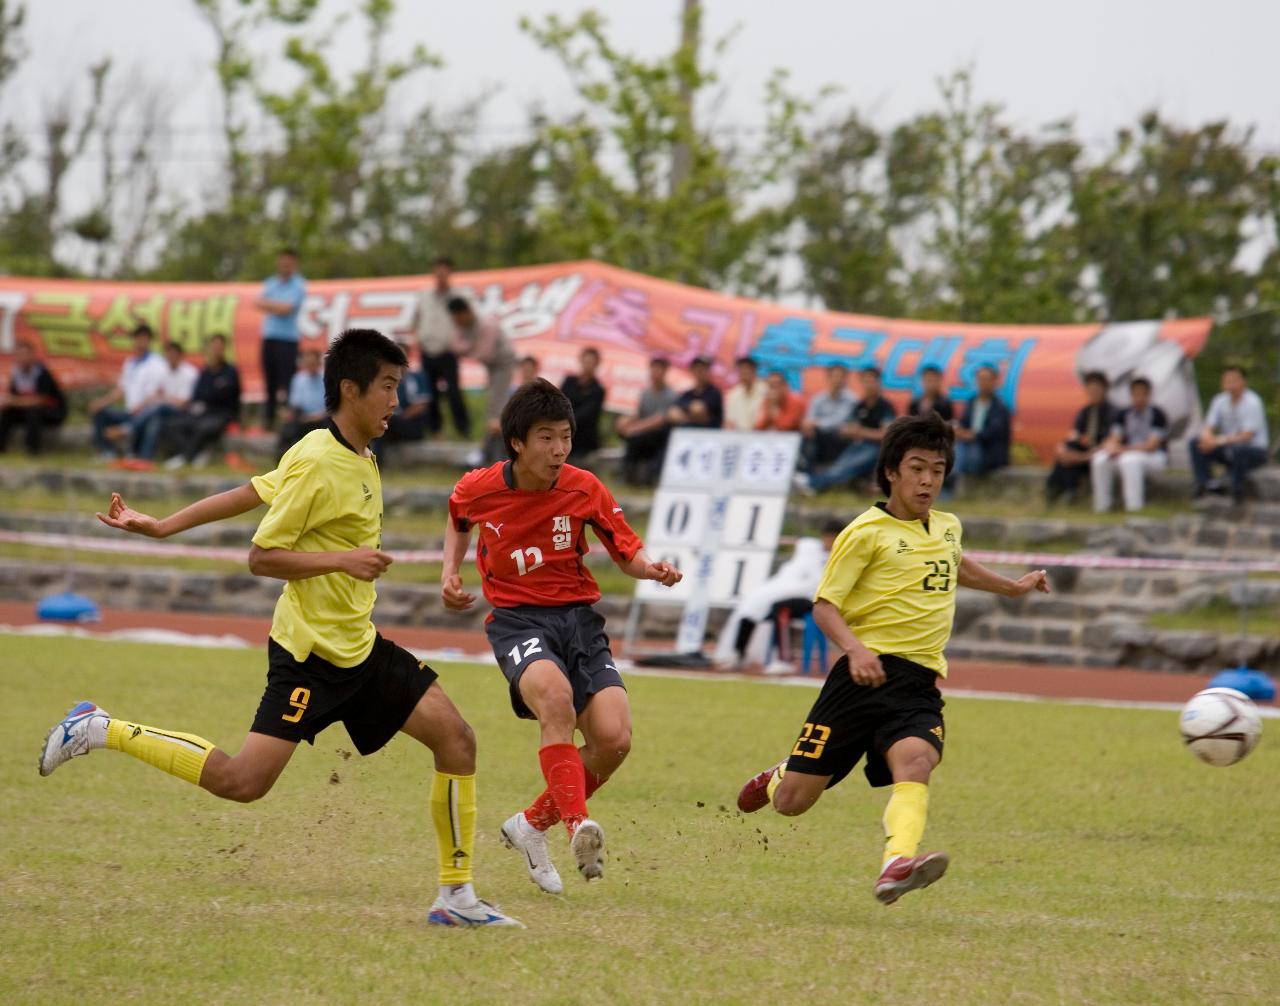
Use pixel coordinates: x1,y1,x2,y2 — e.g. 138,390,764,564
248,543,391,582
616,549,682,587
440,519,476,611
958,555,1050,597
95,484,264,539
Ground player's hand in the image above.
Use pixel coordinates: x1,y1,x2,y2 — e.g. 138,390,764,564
441,573,476,611
645,560,682,587
95,492,165,538
846,644,885,687
344,547,393,581
1012,569,1051,596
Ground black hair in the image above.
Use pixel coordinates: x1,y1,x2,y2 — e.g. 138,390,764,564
820,517,846,536
735,356,758,369
1222,364,1247,378
875,412,955,496
828,362,849,373
1129,376,1152,393
434,256,454,269
650,356,670,368
977,365,1000,379
861,365,882,378
446,296,471,315
132,324,153,340
1083,370,1109,387
206,333,227,347
323,328,408,413
690,356,712,368
920,364,942,377
501,378,576,460
164,340,183,353
279,247,299,258
519,355,539,368
580,346,601,361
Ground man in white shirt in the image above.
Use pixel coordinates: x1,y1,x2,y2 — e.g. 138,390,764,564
724,356,766,431
799,363,856,470
1090,376,1169,512
90,325,168,459
415,256,470,437
131,340,200,461
1190,365,1270,503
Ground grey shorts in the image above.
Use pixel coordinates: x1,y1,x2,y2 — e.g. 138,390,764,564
484,604,624,719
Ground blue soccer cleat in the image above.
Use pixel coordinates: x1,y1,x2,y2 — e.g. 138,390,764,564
427,896,524,928
39,701,110,777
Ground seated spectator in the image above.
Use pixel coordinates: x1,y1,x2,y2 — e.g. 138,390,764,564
448,296,515,467
277,348,328,453
0,340,66,456
1189,365,1269,504
799,363,855,471
954,365,1012,477
724,356,765,431
374,360,432,467
1090,376,1168,513
666,356,723,429
159,334,242,469
794,366,895,494
756,371,806,431
1045,370,1115,504
617,356,677,486
130,340,199,462
562,346,606,465
908,365,954,421
517,355,539,385
90,324,166,460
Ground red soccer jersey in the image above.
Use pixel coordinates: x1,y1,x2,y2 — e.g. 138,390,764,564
449,461,644,608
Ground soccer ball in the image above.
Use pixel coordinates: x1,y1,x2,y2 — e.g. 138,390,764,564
1179,688,1262,767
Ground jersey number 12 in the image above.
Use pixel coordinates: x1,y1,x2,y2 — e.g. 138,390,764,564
511,546,544,576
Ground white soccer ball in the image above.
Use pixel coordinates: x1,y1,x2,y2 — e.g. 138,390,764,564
1179,688,1262,767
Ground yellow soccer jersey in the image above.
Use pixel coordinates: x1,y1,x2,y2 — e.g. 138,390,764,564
251,424,383,668
813,503,962,677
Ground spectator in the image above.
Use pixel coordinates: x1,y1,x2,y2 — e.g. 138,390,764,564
1190,365,1270,504
954,365,1012,477
724,356,766,431
374,359,432,467
448,297,515,466
416,256,470,437
1045,370,1115,504
1090,376,1168,513
799,363,856,471
561,346,606,465
127,340,199,462
254,247,306,429
908,365,954,421
90,324,166,460
666,356,723,429
277,347,328,452
158,334,242,469
794,366,896,494
0,340,66,456
617,356,677,486
756,371,806,431
517,355,539,385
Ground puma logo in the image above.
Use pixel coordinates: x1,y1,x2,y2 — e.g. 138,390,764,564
485,522,504,537
612,507,623,514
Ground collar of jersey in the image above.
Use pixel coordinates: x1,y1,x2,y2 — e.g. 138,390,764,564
875,500,930,533
327,419,360,456
503,460,559,491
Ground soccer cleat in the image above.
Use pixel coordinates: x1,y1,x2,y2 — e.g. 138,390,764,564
39,701,110,777
736,760,785,813
500,812,564,895
427,896,525,928
874,852,950,905
569,818,605,881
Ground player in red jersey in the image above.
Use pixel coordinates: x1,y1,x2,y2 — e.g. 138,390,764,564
443,378,682,892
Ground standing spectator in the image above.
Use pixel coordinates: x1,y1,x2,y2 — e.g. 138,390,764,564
416,256,470,437
617,357,677,486
666,356,723,429
1045,371,1115,504
0,340,66,455
561,346,606,465
375,360,432,467
1189,365,1270,504
1090,377,1168,513
158,334,242,469
800,363,855,472
277,348,328,453
954,366,1012,477
517,355,539,385
255,247,306,429
448,297,515,466
132,340,199,461
908,365,954,421
90,324,165,459
724,356,766,431
794,367,896,494
756,371,806,431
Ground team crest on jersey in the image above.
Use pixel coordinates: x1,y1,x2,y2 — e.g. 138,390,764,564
944,529,956,543
896,538,914,554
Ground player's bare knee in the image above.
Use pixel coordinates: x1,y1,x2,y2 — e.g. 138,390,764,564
772,790,812,817
894,753,936,784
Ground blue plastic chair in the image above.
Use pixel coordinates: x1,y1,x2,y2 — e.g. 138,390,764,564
801,611,827,676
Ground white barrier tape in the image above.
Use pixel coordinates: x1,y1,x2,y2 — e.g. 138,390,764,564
2,528,1277,575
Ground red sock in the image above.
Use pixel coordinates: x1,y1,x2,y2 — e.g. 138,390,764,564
537,743,588,832
525,766,607,831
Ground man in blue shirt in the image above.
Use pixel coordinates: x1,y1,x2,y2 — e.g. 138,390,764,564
276,348,327,453
1190,365,1271,504
255,248,307,429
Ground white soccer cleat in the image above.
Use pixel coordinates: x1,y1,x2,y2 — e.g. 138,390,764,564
570,818,605,881
39,701,110,777
500,812,564,894
427,896,525,928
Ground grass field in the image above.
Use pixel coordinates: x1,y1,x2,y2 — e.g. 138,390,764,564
3,635,1278,1005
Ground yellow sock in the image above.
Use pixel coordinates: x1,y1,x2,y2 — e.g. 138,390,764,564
882,781,929,866
431,772,476,886
105,719,213,786
766,763,787,801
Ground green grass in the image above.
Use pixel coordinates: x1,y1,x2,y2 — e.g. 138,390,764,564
1151,597,1280,636
3,635,1278,1004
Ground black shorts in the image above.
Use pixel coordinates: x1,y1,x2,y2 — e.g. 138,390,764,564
485,604,624,720
251,634,438,756
784,654,945,789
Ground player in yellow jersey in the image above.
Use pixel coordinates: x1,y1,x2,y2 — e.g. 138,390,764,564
37,328,521,928
736,411,1049,904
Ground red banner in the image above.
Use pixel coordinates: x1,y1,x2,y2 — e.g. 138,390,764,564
0,261,1211,461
